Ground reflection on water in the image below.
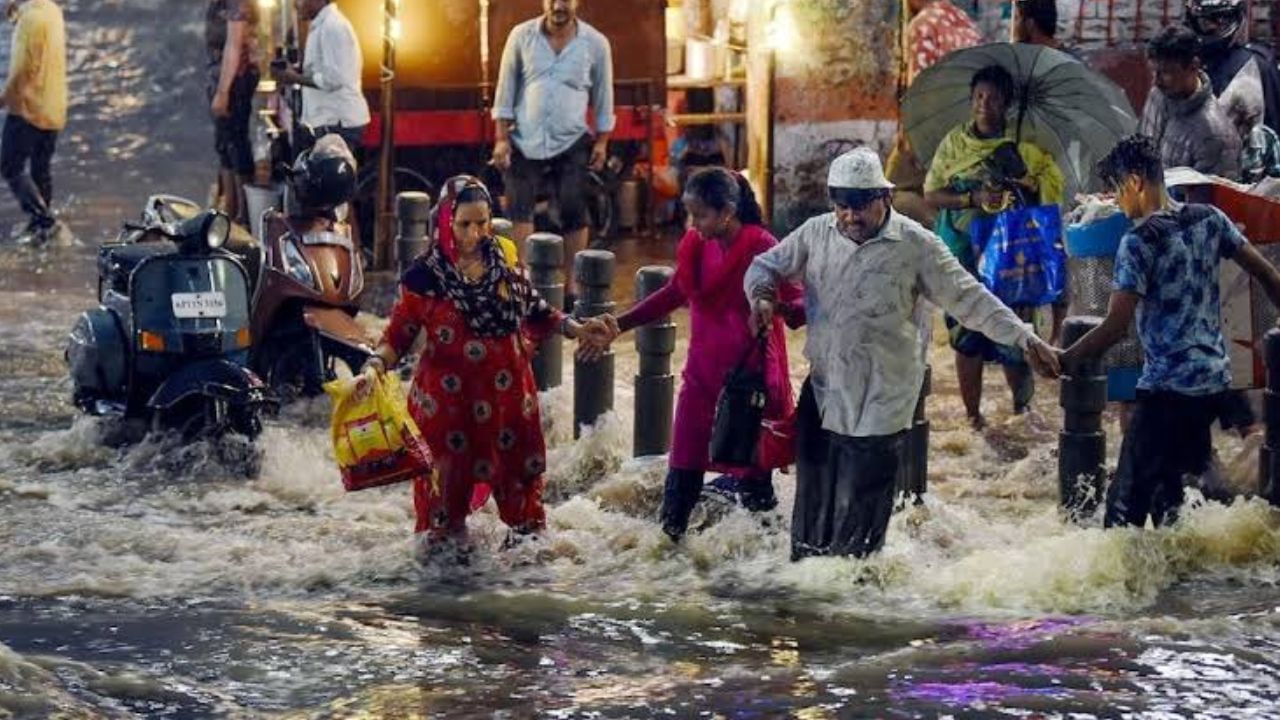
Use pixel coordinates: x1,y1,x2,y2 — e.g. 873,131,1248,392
0,0,211,255
3,1,1280,718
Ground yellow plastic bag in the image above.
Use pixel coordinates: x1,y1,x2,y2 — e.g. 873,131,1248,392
325,370,434,491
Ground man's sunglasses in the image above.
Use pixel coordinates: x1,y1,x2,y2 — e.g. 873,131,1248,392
829,188,888,211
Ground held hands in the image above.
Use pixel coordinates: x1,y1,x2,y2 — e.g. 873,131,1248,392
1025,336,1062,379
573,314,620,363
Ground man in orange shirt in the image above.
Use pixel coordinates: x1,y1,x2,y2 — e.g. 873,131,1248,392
1,0,66,243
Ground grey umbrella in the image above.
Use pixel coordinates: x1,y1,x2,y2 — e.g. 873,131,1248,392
902,42,1138,198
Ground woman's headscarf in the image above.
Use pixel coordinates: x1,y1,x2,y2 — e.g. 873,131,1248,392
403,178,552,337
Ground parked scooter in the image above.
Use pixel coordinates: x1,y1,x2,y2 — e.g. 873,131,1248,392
66,195,272,441
249,134,375,400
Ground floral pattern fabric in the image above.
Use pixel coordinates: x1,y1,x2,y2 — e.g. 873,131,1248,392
382,255,561,538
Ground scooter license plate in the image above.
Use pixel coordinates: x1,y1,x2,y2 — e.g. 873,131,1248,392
171,291,227,319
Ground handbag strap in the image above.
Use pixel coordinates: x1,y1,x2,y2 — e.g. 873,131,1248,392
729,330,768,375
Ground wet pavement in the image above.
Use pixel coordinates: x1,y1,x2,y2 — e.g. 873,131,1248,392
3,1,1280,718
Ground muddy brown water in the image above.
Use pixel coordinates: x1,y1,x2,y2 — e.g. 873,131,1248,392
2,2,1280,718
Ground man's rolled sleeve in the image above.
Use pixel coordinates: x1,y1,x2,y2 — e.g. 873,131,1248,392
918,234,1033,349
745,226,809,301
491,28,521,121
591,36,616,133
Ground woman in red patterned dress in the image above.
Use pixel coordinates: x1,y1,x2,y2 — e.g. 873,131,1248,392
365,181,606,548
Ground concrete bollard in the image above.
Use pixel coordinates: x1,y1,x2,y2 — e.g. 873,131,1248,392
492,218,514,240
1260,328,1280,505
1059,316,1107,521
896,365,931,504
528,233,565,390
573,249,616,438
394,191,432,273
632,266,676,457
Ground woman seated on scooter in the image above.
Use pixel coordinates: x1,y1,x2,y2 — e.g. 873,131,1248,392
363,179,611,554
582,167,804,542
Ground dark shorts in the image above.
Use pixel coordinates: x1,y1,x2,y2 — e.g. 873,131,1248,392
1105,389,1227,528
209,69,259,176
503,134,592,231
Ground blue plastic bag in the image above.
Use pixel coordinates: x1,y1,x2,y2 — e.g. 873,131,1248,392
970,205,1066,307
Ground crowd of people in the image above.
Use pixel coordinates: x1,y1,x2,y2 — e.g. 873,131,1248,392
7,0,1280,565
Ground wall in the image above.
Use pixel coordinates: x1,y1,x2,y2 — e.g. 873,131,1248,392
768,0,903,231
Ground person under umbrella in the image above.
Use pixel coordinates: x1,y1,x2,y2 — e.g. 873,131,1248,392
923,64,1066,429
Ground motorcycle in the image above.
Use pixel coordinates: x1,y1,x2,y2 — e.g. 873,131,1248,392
249,201,375,400
66,195,272,441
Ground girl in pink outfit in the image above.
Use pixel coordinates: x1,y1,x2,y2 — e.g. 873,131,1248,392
602,168,803,540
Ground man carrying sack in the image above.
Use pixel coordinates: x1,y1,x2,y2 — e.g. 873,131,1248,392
744,147,1061,561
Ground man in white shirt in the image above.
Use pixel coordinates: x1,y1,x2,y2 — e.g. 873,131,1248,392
274,0,370,153
745,148,1060,561
491,0,614,301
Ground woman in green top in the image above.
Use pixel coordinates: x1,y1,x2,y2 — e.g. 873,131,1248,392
925,64,1066,429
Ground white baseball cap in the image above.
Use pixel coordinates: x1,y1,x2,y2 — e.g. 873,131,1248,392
827,146,894,190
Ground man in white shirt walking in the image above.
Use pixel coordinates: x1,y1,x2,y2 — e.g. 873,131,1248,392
491,0,614,301
274,0,370,153
745,148,1060,561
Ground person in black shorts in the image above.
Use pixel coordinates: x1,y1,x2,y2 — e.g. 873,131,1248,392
491,0,615,301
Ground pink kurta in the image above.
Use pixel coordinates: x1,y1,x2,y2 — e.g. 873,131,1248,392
619,225,802,472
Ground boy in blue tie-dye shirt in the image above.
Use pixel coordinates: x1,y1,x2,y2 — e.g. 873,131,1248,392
1062,135,1280,528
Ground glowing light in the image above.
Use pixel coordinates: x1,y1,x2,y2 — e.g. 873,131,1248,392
767,2,798,54
388,17,402,41
256,0,276,9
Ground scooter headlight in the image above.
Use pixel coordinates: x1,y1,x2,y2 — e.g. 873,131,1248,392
205,212,230,250
176,210,231,254
282,238,317,289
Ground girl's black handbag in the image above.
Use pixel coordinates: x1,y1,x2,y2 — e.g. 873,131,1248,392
709,335,767,466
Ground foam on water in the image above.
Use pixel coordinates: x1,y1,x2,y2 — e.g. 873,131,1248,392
3,364,1280,621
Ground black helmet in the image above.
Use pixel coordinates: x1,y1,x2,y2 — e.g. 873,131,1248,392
1185,0,1246,54
288,134,357,212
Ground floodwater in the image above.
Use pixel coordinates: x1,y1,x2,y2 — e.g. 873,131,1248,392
3,2,1280,718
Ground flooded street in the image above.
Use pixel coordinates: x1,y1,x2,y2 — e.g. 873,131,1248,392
3,1,1280,718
